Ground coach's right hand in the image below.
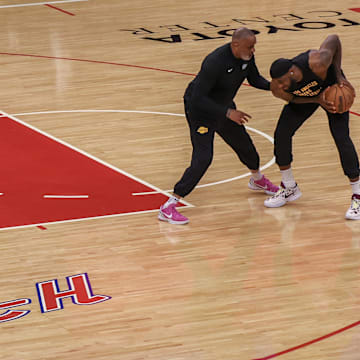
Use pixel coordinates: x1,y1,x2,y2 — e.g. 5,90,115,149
226,109,251,125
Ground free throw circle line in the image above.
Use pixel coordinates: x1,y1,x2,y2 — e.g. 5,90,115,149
43,195,89,199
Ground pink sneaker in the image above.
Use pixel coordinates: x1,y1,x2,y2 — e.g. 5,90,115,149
158,204,189,225
248,175,279,195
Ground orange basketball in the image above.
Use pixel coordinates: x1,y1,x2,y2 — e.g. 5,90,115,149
324,83,355,113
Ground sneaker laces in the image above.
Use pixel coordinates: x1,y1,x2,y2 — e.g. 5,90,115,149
262,177,279,192
270,187,286,198
351,197,360,211
161,203,175,213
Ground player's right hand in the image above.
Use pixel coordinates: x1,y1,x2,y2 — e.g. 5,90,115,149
227,109,251,125
318,87,336,113
270,80,293,102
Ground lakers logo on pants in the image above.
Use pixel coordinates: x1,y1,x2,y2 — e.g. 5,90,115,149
197,126,208,134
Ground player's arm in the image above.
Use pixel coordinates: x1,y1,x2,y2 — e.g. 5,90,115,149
310,35,355,97
270,79,336,111
271,79,324,105
308,34,342,81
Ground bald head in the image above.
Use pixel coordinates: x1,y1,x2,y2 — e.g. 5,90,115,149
231,27,256,61
232,27,255,42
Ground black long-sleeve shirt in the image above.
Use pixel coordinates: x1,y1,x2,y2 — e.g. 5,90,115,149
184,42,270,128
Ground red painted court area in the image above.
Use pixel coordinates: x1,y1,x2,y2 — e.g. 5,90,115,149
0,113,175,229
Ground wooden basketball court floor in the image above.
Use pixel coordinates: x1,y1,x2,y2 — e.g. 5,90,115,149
0,1,359,359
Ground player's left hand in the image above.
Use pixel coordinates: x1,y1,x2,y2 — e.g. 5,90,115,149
338,78,356,98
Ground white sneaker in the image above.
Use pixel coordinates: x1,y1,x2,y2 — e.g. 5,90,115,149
264,182,302,208
345,194,360,220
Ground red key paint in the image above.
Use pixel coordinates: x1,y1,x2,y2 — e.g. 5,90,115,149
0,114,177,230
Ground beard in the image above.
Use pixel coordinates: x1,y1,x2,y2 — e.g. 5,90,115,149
240,53,253,61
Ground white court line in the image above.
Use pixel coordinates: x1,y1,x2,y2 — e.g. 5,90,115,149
0,208,162,232
194,125,275,188
11,110,183,117
0,0,87,9
43,195,89,199
132,125,275,195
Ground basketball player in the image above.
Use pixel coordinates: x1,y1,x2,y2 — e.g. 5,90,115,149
158,27,278,225
264,34,359,220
